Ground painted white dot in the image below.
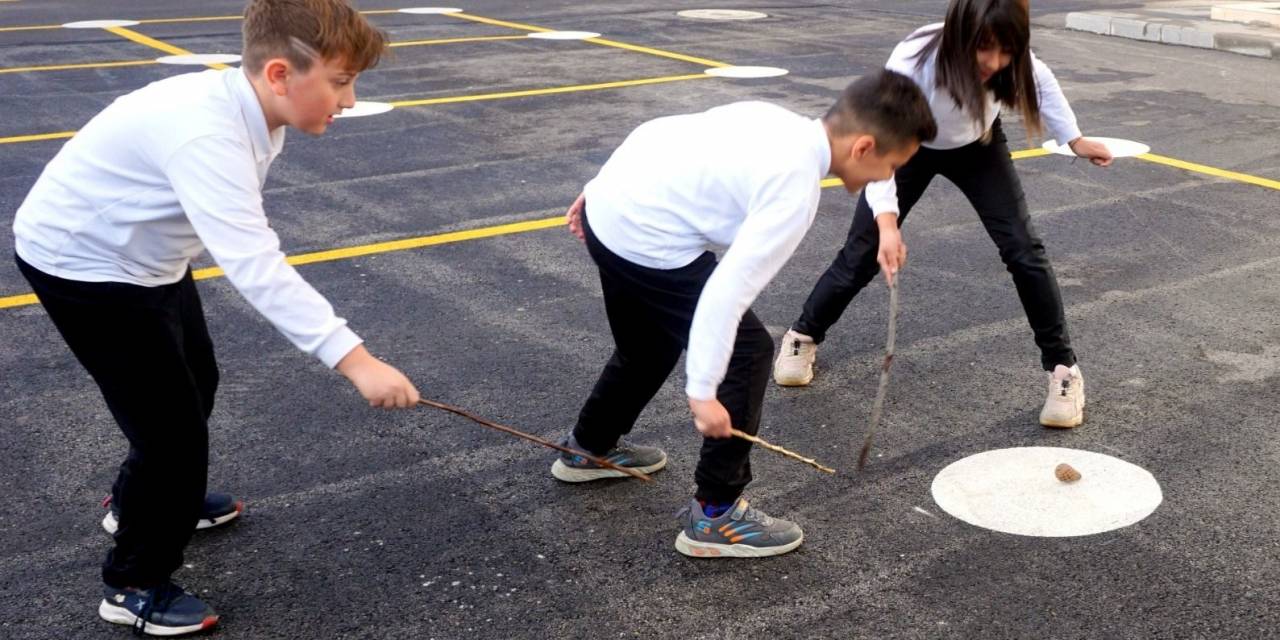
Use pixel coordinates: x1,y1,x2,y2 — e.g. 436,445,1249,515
704,66,788,79
155,54,242,66
527,31,600,40
931,446,1162,537
62,19,141,29
1042,136,1150,158
334,101,394,119
677,9,768,20
398,7,463,14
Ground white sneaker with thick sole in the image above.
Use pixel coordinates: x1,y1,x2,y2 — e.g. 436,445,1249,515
1040,364,1085,428
773,329,816,387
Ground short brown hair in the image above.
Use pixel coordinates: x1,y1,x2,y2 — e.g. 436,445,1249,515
242,0,387,75
824,70,937,153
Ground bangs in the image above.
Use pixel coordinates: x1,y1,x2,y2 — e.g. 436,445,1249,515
975,3,1029,54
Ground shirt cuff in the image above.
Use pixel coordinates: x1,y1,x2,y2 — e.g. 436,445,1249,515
1050,123,1083,146
685,379,718,402
315,327,364,369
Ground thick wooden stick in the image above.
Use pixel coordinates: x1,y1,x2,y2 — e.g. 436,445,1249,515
857,275,899,471
417,398,653,482
731,428,836,475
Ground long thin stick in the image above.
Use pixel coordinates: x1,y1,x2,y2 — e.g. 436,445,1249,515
417,398,653,482
857,275,899,471
732,428,835,475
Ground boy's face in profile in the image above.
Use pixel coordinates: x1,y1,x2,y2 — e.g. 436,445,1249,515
275,56,359,136
833,135,919,194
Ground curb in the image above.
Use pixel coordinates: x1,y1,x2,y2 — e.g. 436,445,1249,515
1065,11,1280,58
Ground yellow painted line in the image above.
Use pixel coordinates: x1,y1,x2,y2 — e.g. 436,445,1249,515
446,12,732,68
1011,148,1051,160
388,73,710,108
0,23,59,32
0,131,76,145
1138,152,1280,191
1,217,566,310
0,59,156,74
390,35,527,48
104,25,230,70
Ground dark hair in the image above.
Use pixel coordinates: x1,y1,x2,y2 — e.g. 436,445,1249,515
242,0,387,75
911,0,1042,137
825,70,937,152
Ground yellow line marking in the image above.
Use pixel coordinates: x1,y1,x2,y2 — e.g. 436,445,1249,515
1011,148,1051,160
104,25,230,69
0,218,566,310
0,59,156,74
390,35,527,48
388,73,710,108
0,23,59,32
0,131,76,145
445,12,732,68
1138,152,1280,191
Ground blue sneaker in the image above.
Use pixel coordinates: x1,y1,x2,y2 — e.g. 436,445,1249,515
550,433,667,482
675,497,804,558
102,493,243,535
98,582,218,636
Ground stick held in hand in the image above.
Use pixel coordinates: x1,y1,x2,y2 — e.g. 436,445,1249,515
417,399,653,482
858,275,899,471
732,428,836,475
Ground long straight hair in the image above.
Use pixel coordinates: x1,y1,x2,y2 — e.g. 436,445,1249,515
911,0,1042,138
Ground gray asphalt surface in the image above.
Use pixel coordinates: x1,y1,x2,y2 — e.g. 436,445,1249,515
2,1,1278,638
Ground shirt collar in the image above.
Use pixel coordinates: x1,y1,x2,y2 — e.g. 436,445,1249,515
229,68,285,162
811,117,831,177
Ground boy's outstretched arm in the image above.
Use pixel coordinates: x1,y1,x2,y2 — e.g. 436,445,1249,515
336,345,421,408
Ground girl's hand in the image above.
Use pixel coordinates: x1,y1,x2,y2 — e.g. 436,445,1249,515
1068,137,1114,167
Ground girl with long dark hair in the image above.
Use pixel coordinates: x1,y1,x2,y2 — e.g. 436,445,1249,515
773,0,1112,428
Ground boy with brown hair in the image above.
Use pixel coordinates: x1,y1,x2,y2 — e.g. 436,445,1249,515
12,0,416,634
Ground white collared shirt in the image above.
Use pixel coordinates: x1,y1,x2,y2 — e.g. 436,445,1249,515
864,23,1084,217
583,101,831,400
13,68,362,368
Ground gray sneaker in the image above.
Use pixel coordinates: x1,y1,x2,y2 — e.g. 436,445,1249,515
675,497,804,558
550,434,667,482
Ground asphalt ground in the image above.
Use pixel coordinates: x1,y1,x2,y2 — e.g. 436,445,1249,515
2,1,1278,638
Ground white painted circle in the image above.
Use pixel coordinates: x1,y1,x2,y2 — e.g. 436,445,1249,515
931,447,1162,537
398,7,462,14
334,101,394,119
704,65,789,79
155,54,242,66
677,9,768,20
527,31,600,40
1042,136,1150,158
62,19,141,29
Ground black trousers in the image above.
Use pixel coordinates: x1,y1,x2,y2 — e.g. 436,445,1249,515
572,212,774,504
793,119,1076,371
17,255,216,589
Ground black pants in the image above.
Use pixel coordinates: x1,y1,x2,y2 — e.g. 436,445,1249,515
17,255,216,589
793,119,1075,371
572,213,774,504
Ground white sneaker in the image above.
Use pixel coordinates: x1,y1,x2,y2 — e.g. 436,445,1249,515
773,329,816,387
1040,364,1085,428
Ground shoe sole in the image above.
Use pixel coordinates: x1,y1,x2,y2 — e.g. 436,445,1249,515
1041,411,1084,429
98,600,218,636
550,455,667,483
102,501,244,535
773,371,813,387
674,531,803,558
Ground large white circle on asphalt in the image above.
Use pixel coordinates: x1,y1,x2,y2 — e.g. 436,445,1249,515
677,9,768,20
931,446,1162,537
704,66,788,78
1042,136,1150,158
334,101,394,119
398,7,463,14
527,31,600,40
63,19,141,29
156,54,242,65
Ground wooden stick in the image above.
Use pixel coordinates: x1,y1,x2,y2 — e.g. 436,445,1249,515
731,428,836,475
417,398,653,482
857,274,899,471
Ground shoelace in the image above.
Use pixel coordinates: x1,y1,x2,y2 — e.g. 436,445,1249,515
133,583,183,636
1058,379,1072,398
791,339,802,356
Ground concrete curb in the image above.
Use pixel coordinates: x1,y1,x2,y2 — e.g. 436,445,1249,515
1066,11,1280,58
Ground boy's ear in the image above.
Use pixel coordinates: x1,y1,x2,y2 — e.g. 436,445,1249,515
263,58,290,96
850,134,877,160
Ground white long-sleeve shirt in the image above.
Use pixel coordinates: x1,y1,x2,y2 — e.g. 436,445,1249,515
13,68,362,368
583,101,831,400
864,23,1083,217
